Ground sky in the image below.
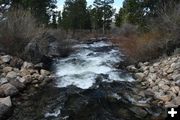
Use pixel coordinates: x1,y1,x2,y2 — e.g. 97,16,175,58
57,0,124,13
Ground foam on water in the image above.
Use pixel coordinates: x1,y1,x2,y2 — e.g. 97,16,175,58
55,40,134,89
45,109,61,118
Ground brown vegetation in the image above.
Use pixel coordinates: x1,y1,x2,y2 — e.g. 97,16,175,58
112,3,180,64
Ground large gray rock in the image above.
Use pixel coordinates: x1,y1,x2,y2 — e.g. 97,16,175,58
0,55,11,63
24,32,65,63
0,83,18,96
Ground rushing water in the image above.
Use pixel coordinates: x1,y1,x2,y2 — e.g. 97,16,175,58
54,40,134,89
8,39,165,120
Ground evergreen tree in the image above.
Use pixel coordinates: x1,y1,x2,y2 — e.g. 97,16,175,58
93,0,115,34
57,11,62,28
11,0,57,25
62,0,91,31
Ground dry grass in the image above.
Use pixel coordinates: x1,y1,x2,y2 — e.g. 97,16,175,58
112,30,163,63
0,8,41,56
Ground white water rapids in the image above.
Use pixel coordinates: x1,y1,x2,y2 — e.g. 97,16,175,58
54,40,134,89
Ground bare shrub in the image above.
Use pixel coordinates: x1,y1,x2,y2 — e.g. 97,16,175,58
0,8,40,56
112,30,163,63
148,2,180,55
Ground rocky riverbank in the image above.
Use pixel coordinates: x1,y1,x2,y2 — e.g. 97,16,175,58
0,54,53,119
127,54,180,108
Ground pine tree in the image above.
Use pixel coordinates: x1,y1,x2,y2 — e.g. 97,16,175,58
62,0,91,31
93,0,115,34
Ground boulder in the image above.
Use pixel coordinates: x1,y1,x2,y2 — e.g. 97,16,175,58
24,32,62,63
0,96,12,107
0,83,18,96
161,85,170,92
3,67,13,73
129,106,148,118
6,71,17,79
0,55,11,63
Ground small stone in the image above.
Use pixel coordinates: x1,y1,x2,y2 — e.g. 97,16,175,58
40,69,50,76
161,85,170,92
0,83,18,96
158,95,171,102
0,55,11,63
170,86,179,94
0,96,12,107
144,89,154,97
172,74,180,81
19,75,32,84
6,71,17,79
149,67,155,73
167,68,174,74
135,73,145,81
165,102,178,108
171,63,176,69
9,79,25,90
152,86,159,91
3,67,13,73
0,78,8,85
172,96,180,105
175,80,180,86
22,62,34,69
153,62,160,67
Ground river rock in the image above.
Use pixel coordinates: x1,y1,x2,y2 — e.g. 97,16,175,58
135,73,145,81
161,85,170,92
6,71,17,79
172,74,180,81
9,79,25,90
127,65,137,72
172,96,180,105
22,62,34,69
40,69,50,76
9,57,23,68
0,78,8,85
20,68,31,76
18,75,32,84
0,96,12,107
0,83,18,96
175,80,180,86
3,67,13,73
0,55,11,63
157,95,171,102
